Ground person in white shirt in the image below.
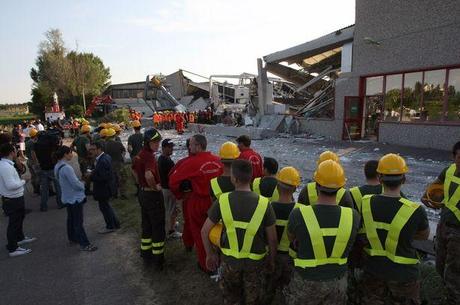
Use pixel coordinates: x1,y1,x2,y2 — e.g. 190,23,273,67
35,119,45,131
0,143,36,257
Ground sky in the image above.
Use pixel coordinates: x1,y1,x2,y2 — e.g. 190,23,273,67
0,0,355,104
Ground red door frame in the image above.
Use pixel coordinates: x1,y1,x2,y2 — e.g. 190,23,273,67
342,96,364,140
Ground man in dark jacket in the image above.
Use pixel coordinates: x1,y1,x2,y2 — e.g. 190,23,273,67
88,141,120,233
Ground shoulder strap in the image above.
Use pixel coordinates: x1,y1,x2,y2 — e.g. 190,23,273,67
307,182,318,205
210,177,222,199
336,188,346,204
350,187,362,212
56,163,67,181
252,177,261,195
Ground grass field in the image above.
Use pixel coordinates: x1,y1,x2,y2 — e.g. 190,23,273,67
0,114,35,125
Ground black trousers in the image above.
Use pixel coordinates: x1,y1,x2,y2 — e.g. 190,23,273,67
2,196,26,252
97,198,120,230
138,190,165,264
66,199,90,247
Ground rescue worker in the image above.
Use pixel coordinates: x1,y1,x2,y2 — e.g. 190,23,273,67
263,166,302,304
104,128,127,200
236,135,263,179
361,154,429,304
297,151,354,208
158,112,164,130
25,128,40,194
131,128,165,269
71,124,92,194
112,124,122,143
169,134,223,273
421,141,460,305
127,120,143,160
284,160,360,305
252,157,279,201
201,159,278,304
175,112,185,135
210,142,239,201
153,112,159,129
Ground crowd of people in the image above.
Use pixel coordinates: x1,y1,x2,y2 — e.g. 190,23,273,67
0,116,459,305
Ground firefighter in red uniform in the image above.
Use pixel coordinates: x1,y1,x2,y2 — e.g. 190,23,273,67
175,112,185,134
131,128,165,269
169,134,223,273
236,134,263,179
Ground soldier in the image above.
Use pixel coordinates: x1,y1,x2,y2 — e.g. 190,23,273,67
284,160,360,305
297,151,354,208
25,128,40,194
104,128,127,200
422,141,460,305
71,124,92,194
361,154,429,304
201,159,278,305
263,166,302,304
210,142,239,201
252,157,279,201
131,128,165,269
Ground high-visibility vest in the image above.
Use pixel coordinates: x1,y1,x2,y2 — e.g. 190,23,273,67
276,203,302,256
219,193,269,260
294,205,353,268
350,187,363,212
210,177,224,199
252,177,280,202
306,182,346,205
444,164,460,222
361,195,420,264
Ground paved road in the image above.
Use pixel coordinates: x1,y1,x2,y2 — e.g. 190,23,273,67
0,156,155,305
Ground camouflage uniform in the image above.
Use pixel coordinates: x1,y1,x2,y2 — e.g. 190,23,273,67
360,272,420,305
283,272,347,305
219,260,265,305
262,254,293,304
435,222,460,305
112,162,127,198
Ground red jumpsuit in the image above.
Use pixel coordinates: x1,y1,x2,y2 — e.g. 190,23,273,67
238,148,263,179
175,113,185,134
169,152,223,271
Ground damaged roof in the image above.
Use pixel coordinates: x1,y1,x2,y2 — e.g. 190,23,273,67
263,25,354,64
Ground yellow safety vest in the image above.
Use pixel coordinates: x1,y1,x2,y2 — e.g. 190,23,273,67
252,177,280,202
349,187,363,212
210,177,223,199
444,164,460,222
219,193,269,260
361,195,420,264
306,182,346,205
276,203,302,256
294,205,353,268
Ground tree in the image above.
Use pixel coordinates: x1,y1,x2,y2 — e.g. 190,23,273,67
30,28,111,116
66,104,84,117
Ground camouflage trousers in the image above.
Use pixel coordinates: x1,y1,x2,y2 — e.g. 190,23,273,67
262,253,293,305
283,271,347,305
219,259,265,305
77,156,91,192
360,272,420,305
435,222,460,305
347,267,363,305
112,162,127,197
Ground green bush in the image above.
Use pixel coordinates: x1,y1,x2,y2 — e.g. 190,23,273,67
105,108,130,125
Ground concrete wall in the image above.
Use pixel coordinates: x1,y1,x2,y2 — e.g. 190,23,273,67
379,123,460,151
299,118,342,140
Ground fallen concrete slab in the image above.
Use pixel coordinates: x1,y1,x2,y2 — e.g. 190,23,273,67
188,123,278,140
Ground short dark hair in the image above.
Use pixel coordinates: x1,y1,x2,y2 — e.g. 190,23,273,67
193,134,207,150
453,141,460,157
263,157,278,175
236,135,251,147
364,160,379,180
380,174,405,190
231,159,252,184
277,181,296,193
91,141,105,151
0,133,12,146
55,145,72,160
134,126,141,131
0,143,15,158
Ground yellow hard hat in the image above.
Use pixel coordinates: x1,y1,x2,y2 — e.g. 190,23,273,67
112,124,121,132
132,120,141,128
426,183,444,207
81,119,89,125
219,142,240,160
106,123,113,129
276,166,301,187
105,128,116,138
317,150,340,165
313,160,346,189
377,153,408,175
99,128,108,137
81,125,91,133
29,128,38,138
99,123,107,128
209,223,223,247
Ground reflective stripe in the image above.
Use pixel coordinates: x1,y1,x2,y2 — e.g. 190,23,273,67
211,177,223,199
306,182,345,205
278,203,303,254
350,187,362,212
252,178,261,195
152,241,165,247
444,164,460,222
362,195,420,264
220,193,269,260
141,244,153,250
141,238,153,250
294,205,353,268
152,249,164,254
141,238,152,243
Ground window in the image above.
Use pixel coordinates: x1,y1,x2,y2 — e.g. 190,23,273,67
422,69,445,121
366,76,383,95
383,74,402,121
447,69,460,121
402,72,423,122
